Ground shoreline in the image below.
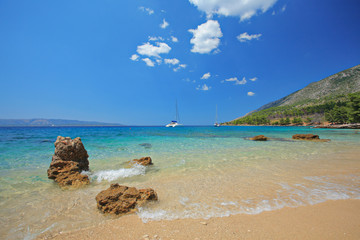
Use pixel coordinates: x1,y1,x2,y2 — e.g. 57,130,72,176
223,123,360,129
41,199,360,240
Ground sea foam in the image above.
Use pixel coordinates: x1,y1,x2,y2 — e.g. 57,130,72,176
89,164,146,182
137,174,360,223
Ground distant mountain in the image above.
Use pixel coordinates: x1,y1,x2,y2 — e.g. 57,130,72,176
256,64,360,112
227,64,360,125
0,119,123,127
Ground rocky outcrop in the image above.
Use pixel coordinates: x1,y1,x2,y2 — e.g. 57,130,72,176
292,134,319,140
95,184,158,215
292,134,330,142
250,135,268,141
132,156,153,166
47,136,90,188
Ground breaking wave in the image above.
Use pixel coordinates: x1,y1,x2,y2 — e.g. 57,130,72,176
137,174,360,223
88,164,146,182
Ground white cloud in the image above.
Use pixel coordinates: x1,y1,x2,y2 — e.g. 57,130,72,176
148,36,164,42
201,72,211,79
281,5,286,12
249,77,257,81
160,19,169,29
130,54,139,61
137,42,171,58
164,58,180,65
173,64,187,72
156,59,162,65
237,32,262,42
196,83,211,91
189,0,278,21
171,36,179,42
248,91,255,96
223,77,247,85
189,20,222,54
142,58,155,67
139,6,154,15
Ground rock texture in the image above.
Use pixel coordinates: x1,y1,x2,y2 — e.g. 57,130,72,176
292,134,320,140
250,135,268,141
95,184,158,215
132,156,153,166
47,136,90,187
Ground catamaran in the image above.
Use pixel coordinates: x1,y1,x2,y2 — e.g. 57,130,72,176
166,101,182,127
214,104,220,127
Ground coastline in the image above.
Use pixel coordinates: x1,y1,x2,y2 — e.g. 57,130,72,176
223,123,360,129
41,199,360,240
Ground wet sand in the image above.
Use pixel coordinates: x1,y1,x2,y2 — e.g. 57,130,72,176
41,199,360,240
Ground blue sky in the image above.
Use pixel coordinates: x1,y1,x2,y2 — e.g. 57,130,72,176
0,0,359,125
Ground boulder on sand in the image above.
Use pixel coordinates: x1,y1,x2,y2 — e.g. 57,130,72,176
47,136,90,188
131,156,153,166
95,184,158,215
250,135,268,141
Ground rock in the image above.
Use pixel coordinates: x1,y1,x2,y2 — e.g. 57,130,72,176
47,136,90,188
132,156,153,166
139,143,152,149
95,184,158,215
292,134,330,142
250,135,268,141
292,134,319,140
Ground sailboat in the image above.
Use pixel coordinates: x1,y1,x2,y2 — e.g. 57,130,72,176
166,101,182,127
214,104,220,127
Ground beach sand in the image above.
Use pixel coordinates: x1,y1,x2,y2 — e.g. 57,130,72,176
40,199,360,240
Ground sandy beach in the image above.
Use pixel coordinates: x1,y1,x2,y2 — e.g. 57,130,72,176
39,199,360,240
1,126,359,239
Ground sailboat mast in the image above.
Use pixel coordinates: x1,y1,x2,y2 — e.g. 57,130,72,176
215,104,218,123
176,100,180,122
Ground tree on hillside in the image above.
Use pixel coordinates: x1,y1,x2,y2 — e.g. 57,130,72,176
347,93,360,123
325,105,348,124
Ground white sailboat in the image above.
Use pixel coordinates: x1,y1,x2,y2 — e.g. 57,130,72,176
166,101,182,127
214,104,220,127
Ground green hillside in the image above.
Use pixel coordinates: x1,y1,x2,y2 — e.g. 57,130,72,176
226,64,360,126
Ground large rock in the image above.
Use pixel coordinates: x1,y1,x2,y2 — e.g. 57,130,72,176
47,136,90,187
95,184,158,215
250,135,268,141
132,156,153,166
292,134,319,140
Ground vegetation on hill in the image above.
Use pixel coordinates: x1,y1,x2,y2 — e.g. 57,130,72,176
225,91,360,126
255,64,360,112
225,64,360,126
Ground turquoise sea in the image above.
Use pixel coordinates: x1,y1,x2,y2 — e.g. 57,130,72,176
0,126,359,239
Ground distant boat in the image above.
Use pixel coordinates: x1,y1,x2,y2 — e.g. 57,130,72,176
166,101,183,127
214,104,220,127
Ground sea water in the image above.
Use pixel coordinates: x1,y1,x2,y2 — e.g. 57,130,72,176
0,126,359,239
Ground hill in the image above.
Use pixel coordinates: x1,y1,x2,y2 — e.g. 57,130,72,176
0,119,123,127
226,64,360,125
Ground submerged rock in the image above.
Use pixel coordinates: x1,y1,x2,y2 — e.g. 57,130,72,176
292,134,319,140
47,136,90,188
95,184,158,215
132,156,153,166
139,143,152,149
292,134,330,142
250,135,268,141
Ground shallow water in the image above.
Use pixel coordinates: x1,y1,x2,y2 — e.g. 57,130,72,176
0,126,359,239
